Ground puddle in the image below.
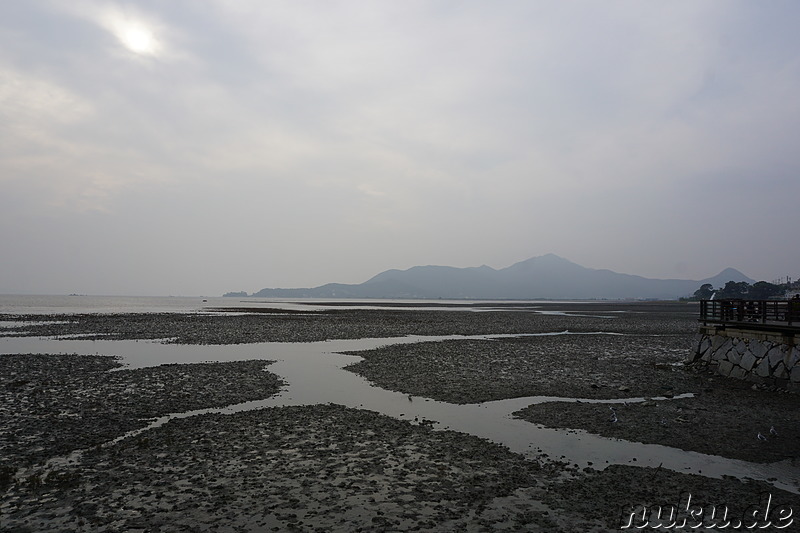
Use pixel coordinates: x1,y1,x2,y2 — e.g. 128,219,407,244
2,334,798,493
0,320,72,329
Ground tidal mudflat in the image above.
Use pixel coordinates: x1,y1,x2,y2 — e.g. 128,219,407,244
1,301,799,531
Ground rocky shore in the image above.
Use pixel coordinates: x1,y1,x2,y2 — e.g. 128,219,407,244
2,302,799,531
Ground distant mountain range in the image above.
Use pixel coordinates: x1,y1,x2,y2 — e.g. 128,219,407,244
232,254,755,300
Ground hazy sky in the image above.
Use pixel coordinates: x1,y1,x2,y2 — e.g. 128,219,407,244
2,1,799,296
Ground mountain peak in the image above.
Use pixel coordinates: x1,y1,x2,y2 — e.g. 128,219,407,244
701,267,754,286
248,255,755,300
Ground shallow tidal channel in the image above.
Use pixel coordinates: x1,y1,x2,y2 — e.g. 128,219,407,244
1,332,798,494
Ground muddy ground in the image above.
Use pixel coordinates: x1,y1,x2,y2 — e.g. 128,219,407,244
1,302,799,531
344,334,800,465
0,355,283,468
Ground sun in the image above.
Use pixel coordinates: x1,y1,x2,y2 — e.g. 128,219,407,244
119,24,157,55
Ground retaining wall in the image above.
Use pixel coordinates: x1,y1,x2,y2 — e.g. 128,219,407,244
690,325,799,390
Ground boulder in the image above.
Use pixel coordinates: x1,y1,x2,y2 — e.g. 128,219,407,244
711,335,728,351
734,339,748,355
740,352,757,372
729,366,748,380
789,346,800,368
717,360,734,377
750,341,769,360
767,346,786,370
754,357,771,378
699,335,711,355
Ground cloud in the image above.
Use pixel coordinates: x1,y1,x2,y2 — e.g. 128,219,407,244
0,1,798,294
52,1,172,59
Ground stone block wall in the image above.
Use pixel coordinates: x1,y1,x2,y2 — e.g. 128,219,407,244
690,326,799,390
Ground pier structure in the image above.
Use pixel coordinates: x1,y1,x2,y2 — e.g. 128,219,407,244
690,299,800,390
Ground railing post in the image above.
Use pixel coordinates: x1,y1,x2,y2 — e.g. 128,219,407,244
701,298,799,327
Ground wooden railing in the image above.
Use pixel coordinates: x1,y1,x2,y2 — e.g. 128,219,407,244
700,299,800,326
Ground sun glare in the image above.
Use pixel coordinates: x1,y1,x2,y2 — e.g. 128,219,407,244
120,24,157,55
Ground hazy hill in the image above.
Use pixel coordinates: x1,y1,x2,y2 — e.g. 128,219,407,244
247,253,754,300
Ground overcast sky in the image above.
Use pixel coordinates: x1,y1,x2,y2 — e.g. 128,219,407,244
2,1,798,296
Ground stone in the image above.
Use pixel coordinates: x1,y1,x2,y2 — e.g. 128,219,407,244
750,341,769,360
711,335,728,351
767,346,786,370
790,365,800,383
740,352,757,372
689,337,705,362
789,347,800,368
754,358,771,378
735,339,748,355
720,338,733,355
775,362,789,380
729,366,748,380
728,348,742,366
699,336,711,355
717,360,734,377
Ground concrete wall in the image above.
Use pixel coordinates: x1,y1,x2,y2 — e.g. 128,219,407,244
689,325,799,390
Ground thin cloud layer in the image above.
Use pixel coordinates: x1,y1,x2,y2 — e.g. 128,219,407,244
1,1,798,296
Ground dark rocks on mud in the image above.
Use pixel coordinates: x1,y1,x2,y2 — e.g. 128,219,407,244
545,464,800,530
1,301,696,344
514,383,800,464
2,405,573,532
5,403,797,531
343,333,698,404
0,354,283,467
